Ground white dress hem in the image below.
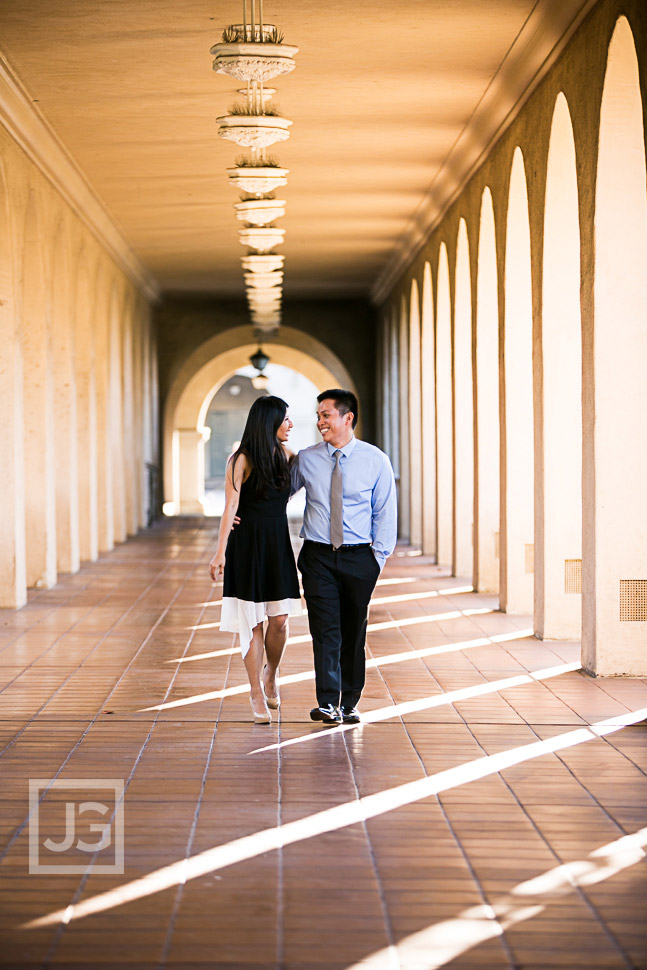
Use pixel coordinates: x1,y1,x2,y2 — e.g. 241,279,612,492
220,597,303,657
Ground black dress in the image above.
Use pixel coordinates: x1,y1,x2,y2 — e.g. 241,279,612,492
220,473,302,655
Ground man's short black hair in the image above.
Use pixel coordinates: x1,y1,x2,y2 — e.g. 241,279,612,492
317,388,358,429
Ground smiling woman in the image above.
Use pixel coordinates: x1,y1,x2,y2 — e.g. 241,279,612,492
208,394,303,722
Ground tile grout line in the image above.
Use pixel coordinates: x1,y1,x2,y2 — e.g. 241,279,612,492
369,603,519,970
385,594,644,966
0,558,178,759
276,675,285,970
41,567,216,969
341,729,402,970
0,559,147,696
0,559,195,868
457,717,637,970
157,618,232,969
0,562,189,867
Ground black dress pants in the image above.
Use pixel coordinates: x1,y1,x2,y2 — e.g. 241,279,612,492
297,540,380,709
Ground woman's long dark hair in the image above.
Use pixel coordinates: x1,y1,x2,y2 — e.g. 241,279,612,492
232,395,290,496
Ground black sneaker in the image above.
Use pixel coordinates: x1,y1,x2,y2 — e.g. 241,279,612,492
310,704,343,725
341,706,360,724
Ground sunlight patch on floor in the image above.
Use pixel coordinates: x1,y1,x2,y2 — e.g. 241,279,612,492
23,708,646,929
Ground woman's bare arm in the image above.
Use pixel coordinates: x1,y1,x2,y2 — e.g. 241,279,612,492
208,453,248,582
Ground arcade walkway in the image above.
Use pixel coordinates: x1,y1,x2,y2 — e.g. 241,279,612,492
0,520,645,970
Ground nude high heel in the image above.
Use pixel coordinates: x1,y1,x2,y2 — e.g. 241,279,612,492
250,695,271,724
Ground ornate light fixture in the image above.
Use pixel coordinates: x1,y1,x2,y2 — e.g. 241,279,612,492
250,346,270,372
238,226,285,252
227,164,288,196
234,199,287,225
241,254,284,273
211,1,297,339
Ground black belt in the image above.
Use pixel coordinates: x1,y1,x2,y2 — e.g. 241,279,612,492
304,540,372,551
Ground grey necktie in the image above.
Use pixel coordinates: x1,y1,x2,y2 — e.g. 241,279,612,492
330,449,344,549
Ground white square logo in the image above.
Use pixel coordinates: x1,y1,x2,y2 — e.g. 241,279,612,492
29,779,125,875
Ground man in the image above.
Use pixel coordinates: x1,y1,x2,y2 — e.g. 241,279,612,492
292,389,397,725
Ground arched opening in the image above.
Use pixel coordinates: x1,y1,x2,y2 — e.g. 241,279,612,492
503,148,534,615
0,163,26,607
586,17,647,675
475,187,500,594
398,295,411,542
421,262,436,558
22,194,57,588
540,93,582,640
202,364,320,518
75,252,99,562
164,326,358,515
408,279,423,547
436,242,453,570
454,218,474,581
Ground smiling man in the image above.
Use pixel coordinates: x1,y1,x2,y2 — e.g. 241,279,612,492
292,389,397,725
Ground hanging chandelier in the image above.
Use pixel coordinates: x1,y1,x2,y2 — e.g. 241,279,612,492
211,1,298,338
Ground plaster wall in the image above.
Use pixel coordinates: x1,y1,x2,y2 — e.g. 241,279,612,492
376,0,647,674
0,121,158,607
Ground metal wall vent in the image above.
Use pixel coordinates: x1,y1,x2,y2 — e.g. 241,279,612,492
525,544,534,574
619,580,647,621
565,559,582,594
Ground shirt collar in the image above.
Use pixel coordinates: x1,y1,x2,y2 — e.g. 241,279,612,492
327,436,357,459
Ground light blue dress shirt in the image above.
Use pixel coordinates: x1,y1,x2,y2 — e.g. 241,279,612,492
291,436,398,571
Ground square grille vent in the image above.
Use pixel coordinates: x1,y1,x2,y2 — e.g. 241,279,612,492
619,580,647,621
565,559,582,594
525,544,534,574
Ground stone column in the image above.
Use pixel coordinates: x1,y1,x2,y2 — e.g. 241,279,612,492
95,290,114,552
52,238,80,575
109,300,127,544
74,258,99,562
22,200,57,589
475,189,500,594
436,244,453,570
178,429,208,515
408,281,422,548
389,312,400,490
0,169,26,607
398,299,410,542
454,220,474,581
421,263,437,559
380,314,391,458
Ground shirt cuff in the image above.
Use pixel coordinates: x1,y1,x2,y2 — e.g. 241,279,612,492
372,549,387,572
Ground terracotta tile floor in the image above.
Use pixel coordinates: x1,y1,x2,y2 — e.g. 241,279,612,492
0,518,646,970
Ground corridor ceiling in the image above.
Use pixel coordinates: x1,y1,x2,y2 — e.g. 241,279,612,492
0,0,596,299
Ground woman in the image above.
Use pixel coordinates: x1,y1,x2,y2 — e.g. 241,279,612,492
209,396,302,723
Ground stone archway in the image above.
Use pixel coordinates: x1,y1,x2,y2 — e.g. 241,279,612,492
586,16,647,675
163,326,359,513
